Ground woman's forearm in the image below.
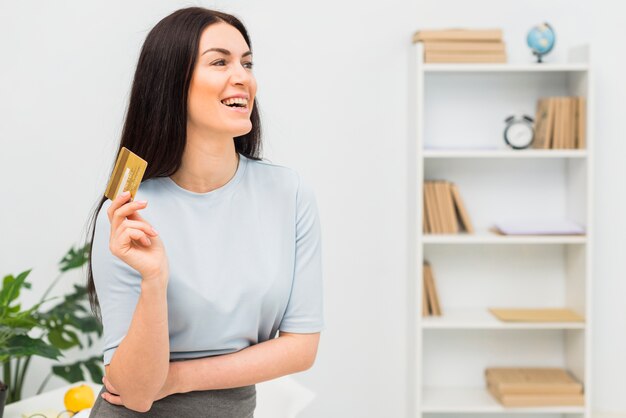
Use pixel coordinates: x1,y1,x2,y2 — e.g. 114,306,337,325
171,332,320,393
107,275,170,412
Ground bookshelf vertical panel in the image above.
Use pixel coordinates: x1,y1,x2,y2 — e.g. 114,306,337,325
415,41,425,418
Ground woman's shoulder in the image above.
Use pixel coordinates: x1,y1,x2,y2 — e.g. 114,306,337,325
244,156,301,191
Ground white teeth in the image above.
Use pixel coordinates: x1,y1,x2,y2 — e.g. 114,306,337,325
221,97,248,106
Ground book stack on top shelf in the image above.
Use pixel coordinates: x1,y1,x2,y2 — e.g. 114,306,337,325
486,368,584,407
412,29,506,63
533,96,587,149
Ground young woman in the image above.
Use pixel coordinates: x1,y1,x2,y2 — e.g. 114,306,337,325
86,7,324,417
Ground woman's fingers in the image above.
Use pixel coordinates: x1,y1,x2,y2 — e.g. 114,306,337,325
110,200,149,232
118,219,159,237
123,228,151,247
110,228,150,254
102,376,118,395
101,376,124,405
106,191,132,223
102,391,124,406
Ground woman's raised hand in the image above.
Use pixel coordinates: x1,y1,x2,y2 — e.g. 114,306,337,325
107,191,169,282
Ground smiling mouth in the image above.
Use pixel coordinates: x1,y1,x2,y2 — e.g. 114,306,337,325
220,100,250,113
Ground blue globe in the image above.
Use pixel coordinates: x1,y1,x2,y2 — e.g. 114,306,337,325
527,23,555,62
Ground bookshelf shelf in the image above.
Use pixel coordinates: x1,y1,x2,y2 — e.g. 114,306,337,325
423,63,589,73
423,149,588,159
421,309,585,330
421,387,586,414
410,42,593,417
422,232,586,245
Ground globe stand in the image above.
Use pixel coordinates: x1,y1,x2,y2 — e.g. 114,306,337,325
533,51,545,64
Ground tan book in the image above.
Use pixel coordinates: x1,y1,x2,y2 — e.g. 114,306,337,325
566,97,576,149
532,99,547,149
413,29,503,43
562,98,571,149
568,97,578,149
561,97,570,148
423,197,430,233
552,98,563,149
444,182,460,233
544,98,556,149
562,97,571,148
423,263,432,315
431,181,446,233
431,181,448,234
449,183,474,233
422,267,430,316
486,368,584,396
551,98,560,149
424,263,442,315
424,182,441,234
436,181,457,233
577,96,587,149
489,308,584,322
425,52,507,63
488,384,584,407
423,41,506,53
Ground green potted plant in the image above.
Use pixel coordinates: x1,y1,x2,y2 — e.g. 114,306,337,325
0,244,104,414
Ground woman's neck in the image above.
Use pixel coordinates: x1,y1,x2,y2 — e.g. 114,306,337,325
169,135,239,193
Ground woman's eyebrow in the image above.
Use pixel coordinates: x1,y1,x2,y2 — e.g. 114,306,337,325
202,47,252,58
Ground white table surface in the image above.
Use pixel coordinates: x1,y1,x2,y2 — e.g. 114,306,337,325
4,382,102,418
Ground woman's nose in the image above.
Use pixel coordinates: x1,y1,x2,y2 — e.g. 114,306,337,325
230,63,252,85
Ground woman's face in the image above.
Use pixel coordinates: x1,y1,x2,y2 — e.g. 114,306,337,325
187,22,257,139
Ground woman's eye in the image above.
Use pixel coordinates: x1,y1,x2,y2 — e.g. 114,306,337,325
212,60,254,69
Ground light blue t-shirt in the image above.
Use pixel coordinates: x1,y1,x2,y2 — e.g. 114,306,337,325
91,153,324,366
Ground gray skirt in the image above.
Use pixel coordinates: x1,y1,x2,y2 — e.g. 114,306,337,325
89,384,256,417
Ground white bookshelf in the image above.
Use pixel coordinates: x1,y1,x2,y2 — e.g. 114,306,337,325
409,43,593,418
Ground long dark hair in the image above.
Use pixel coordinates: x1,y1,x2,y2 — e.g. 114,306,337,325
84,7,263,321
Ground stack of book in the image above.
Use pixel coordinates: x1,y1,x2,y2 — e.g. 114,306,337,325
533,96,587,149
486,367,584,406
423,181,474,234
422,262,442,316
412,29,507,63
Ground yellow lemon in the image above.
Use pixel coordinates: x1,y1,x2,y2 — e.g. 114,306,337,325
64,384,95,413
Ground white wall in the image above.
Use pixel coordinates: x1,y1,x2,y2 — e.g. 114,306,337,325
0,0,624,417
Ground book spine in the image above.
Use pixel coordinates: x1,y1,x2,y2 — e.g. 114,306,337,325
414,29,503,43
424,53,507,63
423,41,506,53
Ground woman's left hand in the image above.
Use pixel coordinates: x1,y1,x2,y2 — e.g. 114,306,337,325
101,365,178,406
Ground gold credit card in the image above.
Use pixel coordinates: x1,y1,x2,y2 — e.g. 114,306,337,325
104,146,148,201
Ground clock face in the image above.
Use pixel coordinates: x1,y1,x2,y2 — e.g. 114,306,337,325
507,123,534,148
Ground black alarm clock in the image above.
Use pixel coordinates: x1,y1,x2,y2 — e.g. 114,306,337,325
504,115,535,149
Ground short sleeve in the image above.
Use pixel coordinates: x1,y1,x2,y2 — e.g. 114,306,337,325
91,201,143,365
279,174,324,333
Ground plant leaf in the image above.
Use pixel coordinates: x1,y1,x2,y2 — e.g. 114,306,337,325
0,270,32,309
0,334,62,362
47,327,81,350
58,244,90,273
82,356,104,383
52,362,84,383
52,356,103,384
